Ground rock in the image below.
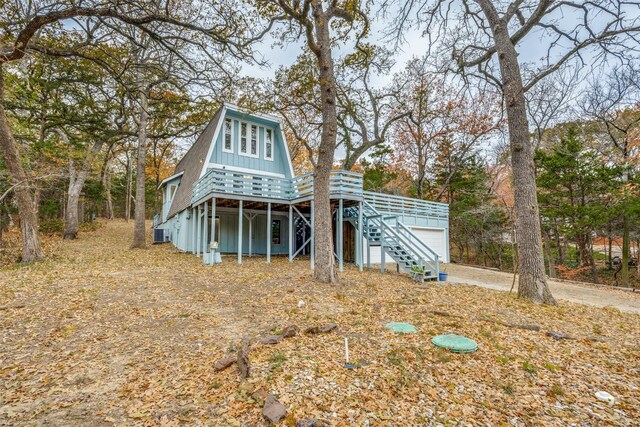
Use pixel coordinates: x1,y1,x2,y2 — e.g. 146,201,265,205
262,394,287,423
595,391,616,406
298,300,306,307
320,323,337,333
546,331,573,340
214,356,236,371
304,326,320,334
237,346,250,379
306,323,338,334
296,419,319,427
260,335,283,345
282,325,299,338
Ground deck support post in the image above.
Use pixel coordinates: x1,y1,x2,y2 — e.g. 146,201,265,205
288,204,293,262
338,199,343,272
266,202,271,264
196,204,201,257
203,201,208,257
358,200,363,271
248,213,253,257
310,201,314,270
211,198,216,247
238,201,243,264
380,221,386,272
191,206,196,254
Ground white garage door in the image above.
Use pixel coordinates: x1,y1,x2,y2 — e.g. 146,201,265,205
362,227,448,264
409,227,448,263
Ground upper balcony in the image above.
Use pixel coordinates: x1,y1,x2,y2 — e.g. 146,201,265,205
191,167,363,205
190,167,448,228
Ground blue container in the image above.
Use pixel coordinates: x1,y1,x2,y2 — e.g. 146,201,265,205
438,272,448,281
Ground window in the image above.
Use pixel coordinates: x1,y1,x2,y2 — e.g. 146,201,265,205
240,122,247,154
168,185,177,200
223,118,233,153
264,128,274,160
271,219,281,245
250,124,258,156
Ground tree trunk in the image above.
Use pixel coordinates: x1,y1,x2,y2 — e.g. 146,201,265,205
309,6,338,283
480,3,555,304
131,75,148,249
0,65,43,263
103,163,114,219
543,229,556,279
125,151,133,221
64,176,84,239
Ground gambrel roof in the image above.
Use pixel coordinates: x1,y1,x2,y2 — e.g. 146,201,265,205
166,107,223,219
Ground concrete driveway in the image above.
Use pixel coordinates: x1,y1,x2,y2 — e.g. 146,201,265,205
445,263,640,314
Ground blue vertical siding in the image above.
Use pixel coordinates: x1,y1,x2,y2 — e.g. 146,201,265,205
208,110,292,178
216,210,290,255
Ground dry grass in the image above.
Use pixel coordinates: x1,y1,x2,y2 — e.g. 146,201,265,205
1,220,639,426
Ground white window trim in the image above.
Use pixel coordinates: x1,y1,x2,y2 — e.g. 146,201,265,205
222,118,234,153
263,127,274,161
238,121,259,159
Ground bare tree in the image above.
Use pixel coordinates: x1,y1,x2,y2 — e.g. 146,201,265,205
254,1,369,283
386,0,640,304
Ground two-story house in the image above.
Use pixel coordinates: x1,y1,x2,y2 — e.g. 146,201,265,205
155,104,449,279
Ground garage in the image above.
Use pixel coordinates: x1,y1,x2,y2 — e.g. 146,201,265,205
409,227,448,263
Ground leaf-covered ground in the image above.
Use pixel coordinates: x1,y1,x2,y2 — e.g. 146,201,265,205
1,220,639,426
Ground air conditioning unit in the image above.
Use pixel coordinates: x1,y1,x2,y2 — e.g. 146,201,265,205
153,228,168,244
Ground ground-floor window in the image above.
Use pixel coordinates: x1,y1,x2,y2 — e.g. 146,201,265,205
272,219,281,245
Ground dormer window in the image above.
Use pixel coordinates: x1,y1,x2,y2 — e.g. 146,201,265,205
265,128,274,161
223,118,233,153
240,122,247,154
238,121,259,158
250,124,258,156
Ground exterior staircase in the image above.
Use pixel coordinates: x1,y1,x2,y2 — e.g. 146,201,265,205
346,201,440,279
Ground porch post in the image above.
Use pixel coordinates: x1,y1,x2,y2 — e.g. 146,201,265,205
358,200,363,271
196,204,201,257
211,198,216,246
238,200,243,264
248,214,253,257
191,206,196,254
288,204,293,262
266,203,272,264
338,199,343,272
380,221,385,272
310,201,314,270
203,200,209,256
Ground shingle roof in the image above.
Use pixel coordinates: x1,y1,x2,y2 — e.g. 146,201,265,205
166,107,222,219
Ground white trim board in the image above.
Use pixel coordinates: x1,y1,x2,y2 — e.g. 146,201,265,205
206,163,286,178
158,171,184,189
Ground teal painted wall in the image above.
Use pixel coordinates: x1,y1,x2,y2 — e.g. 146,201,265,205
213,210,290,255
208,109,292,178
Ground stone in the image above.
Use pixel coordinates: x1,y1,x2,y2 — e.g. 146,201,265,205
214,356,236,371
237,347,250,379
282,325,299,338
320,323,337,333
262,394,287,423
546,331,573,340
260,335,283,345
296,419,319,427
304,326,320,335
306,323,337,334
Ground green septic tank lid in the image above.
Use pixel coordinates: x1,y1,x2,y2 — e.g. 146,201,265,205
431,334,478,353
385,322,417,333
